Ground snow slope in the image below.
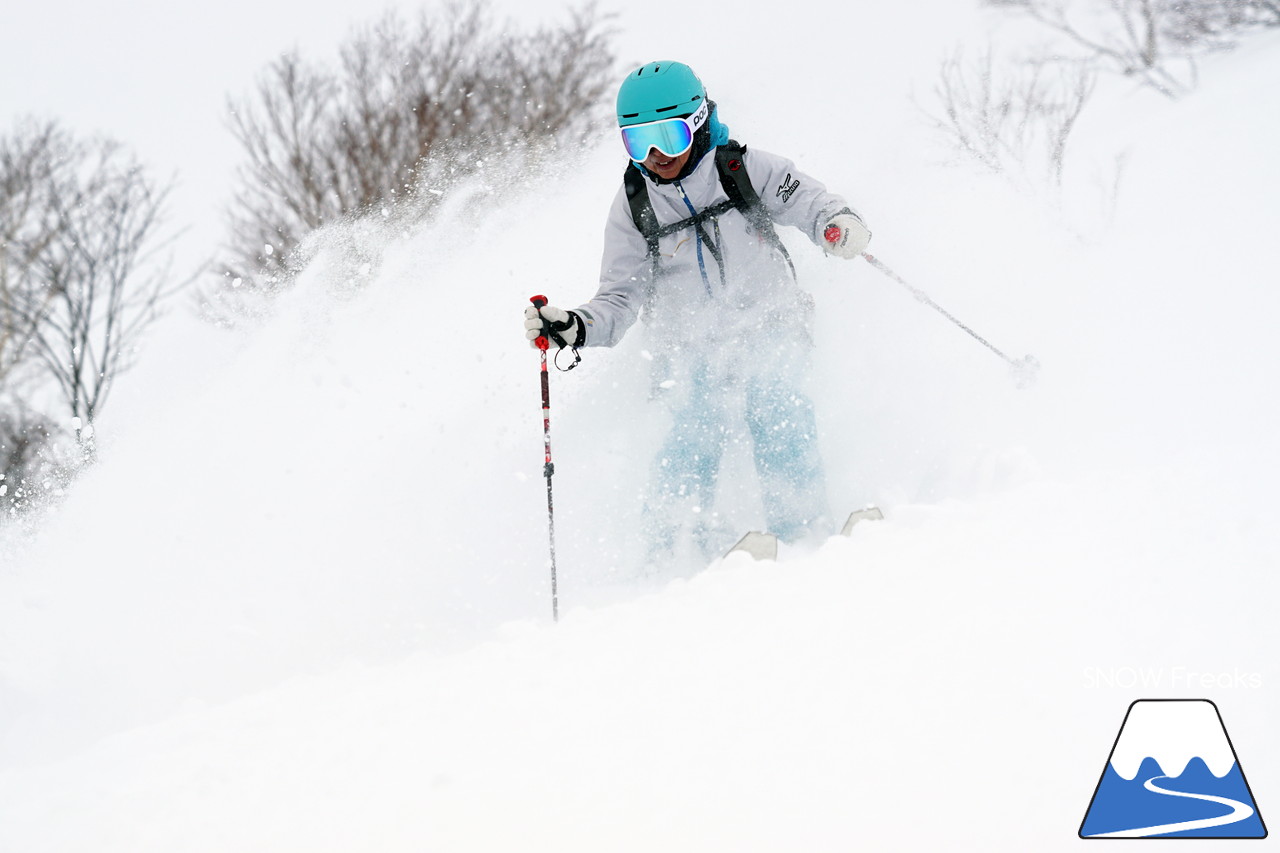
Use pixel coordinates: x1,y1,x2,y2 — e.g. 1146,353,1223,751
2,4,1278,850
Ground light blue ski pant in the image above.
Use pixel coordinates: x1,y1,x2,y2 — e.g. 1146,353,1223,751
643,345,831,553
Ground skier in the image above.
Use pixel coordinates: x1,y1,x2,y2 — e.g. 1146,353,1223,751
523,60,870,560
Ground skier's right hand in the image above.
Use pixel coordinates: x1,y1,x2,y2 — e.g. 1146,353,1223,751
523,304,584,350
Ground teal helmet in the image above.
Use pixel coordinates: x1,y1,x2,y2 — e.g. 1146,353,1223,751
616,61,706,127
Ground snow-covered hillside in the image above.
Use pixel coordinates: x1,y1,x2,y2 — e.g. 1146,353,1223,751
2,3,1278,850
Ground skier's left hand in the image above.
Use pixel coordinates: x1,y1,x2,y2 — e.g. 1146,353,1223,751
822,213,871,259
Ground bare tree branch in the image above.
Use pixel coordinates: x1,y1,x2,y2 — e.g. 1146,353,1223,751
213,1,615,312
930,47,1096,193
1,120,176,459
985,0,1280,97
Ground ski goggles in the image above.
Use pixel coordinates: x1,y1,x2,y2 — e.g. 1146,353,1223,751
620,99,710,162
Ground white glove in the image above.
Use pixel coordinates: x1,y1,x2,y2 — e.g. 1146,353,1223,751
822,213,871,259
523,304,583,350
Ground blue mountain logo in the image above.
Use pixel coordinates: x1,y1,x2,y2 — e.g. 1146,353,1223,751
1080,699,1266,838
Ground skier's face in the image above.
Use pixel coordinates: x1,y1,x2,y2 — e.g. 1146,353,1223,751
642,147,690,181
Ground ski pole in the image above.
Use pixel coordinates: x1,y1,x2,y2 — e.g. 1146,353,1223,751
854,246,1040,388
529,295,560,622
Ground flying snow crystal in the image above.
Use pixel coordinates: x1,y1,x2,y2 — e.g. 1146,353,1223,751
232,277,243,288
264,244,274,256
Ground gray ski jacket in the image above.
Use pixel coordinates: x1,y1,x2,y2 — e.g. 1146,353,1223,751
575,145,857,351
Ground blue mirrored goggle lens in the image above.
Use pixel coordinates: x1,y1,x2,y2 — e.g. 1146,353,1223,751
620,118,694,162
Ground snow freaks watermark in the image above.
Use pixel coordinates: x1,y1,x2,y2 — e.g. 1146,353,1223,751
1083,667,1263,691
1079,700,1267,838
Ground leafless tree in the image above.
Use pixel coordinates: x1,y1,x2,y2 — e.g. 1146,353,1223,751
0,119,175,460
1161,0,1280,49
992,0,1189,95
988,0,1280,96
0,121,63,386
216,1,615,303
932,49,1096,190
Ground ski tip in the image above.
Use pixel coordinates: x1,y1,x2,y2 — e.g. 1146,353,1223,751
840,506,884,536
725,531,778,561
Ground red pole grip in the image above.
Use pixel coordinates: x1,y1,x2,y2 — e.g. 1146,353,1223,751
529,294,549,351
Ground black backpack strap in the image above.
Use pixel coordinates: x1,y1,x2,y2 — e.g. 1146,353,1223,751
624,164,663,285
623,147,797,288
625,162,736,288
652,201,736,238
714,141,796,282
